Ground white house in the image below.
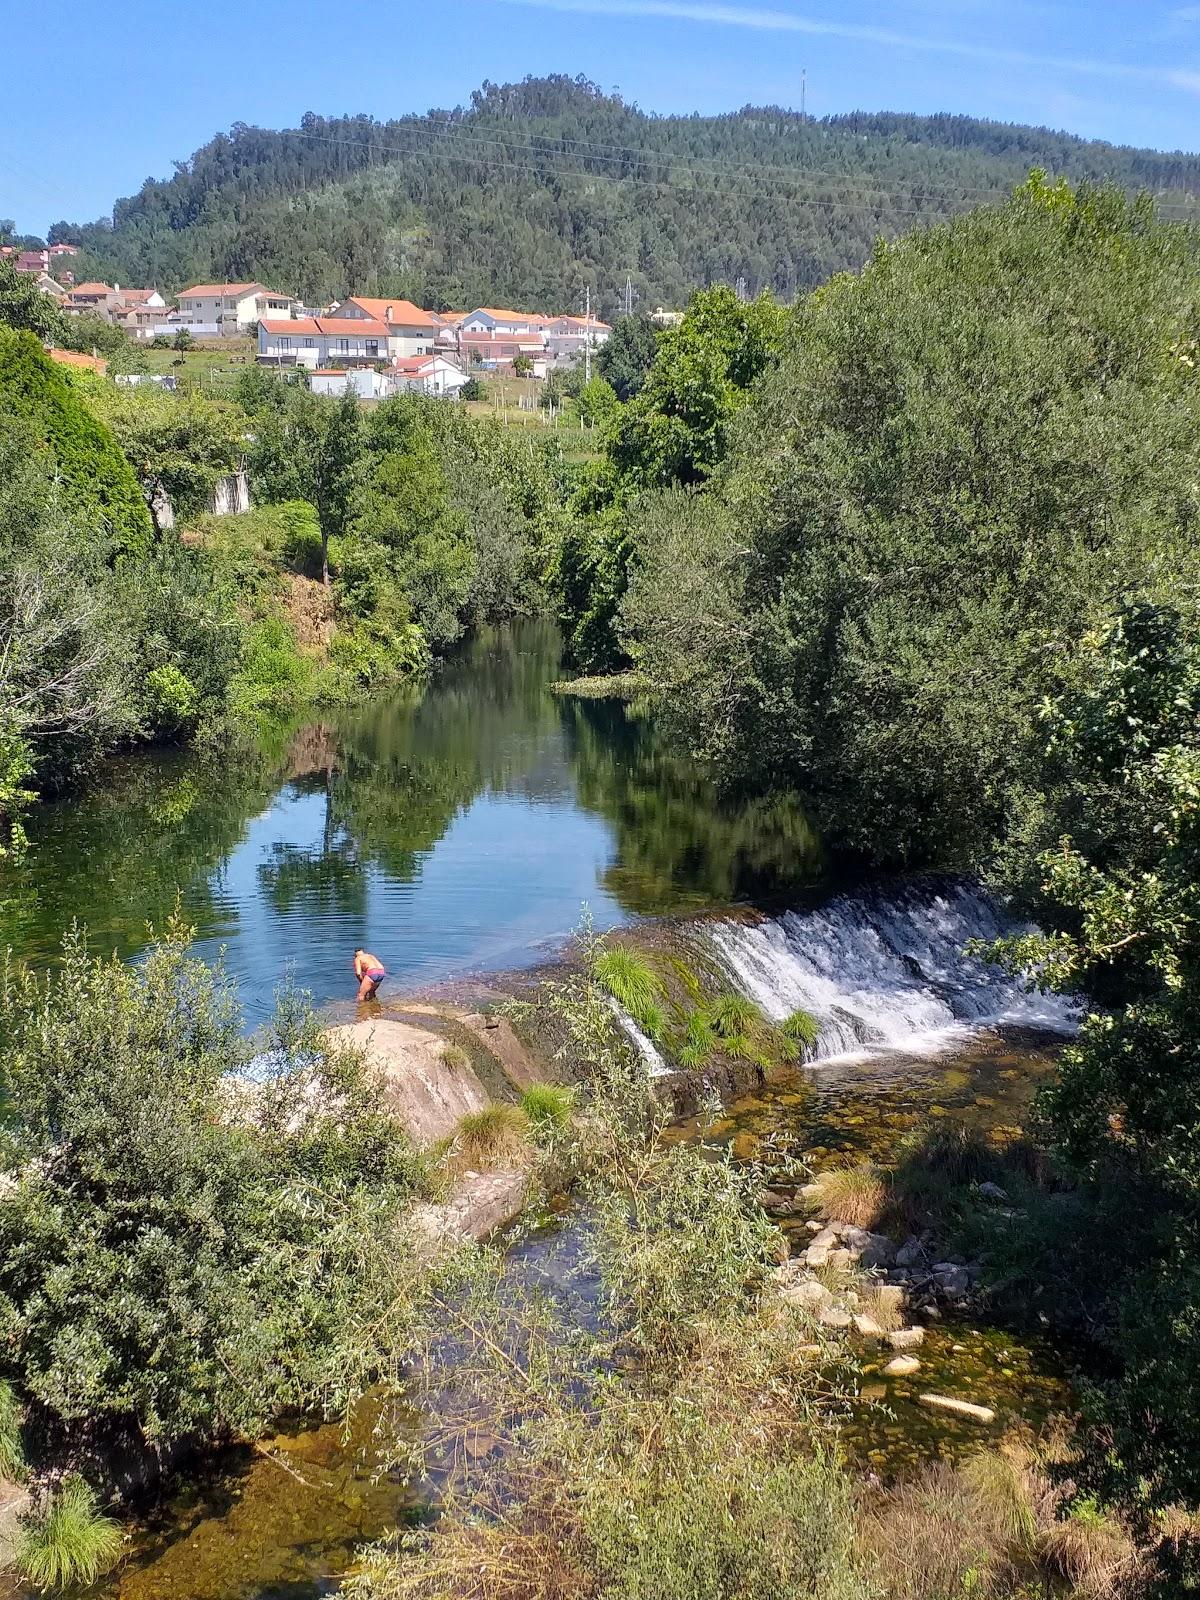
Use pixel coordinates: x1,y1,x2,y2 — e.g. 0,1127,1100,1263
309,367,393,399
258,316,390,369
545,314,611,360
389,354,470,397
176,282,296,336
330,297,440,360
460,307,550,339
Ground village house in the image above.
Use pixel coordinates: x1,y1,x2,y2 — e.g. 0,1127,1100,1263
309,367,394,400
459,331,549,376
389,353,470,397
174,282,296,337
545,313,611,361
31,272,68,302
63,281,118,311
329,297,439,360
258,315,389,368
459,307,551,338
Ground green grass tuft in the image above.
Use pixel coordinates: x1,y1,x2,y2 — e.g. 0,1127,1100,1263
449,1104,530,1173
674,1009,718,1069
17,1477,123,1591
707,993,765,1040
591,945,666,1038
520,1083,575,1134
781,1009,821,1049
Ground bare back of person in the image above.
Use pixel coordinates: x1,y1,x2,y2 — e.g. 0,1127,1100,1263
353,948,386,1002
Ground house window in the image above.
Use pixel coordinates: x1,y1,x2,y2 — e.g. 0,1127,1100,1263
366,340,378,356
278,337,291,350
336,338,349,354
304,337,315,348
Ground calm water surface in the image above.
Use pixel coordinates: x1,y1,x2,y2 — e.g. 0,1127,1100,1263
0,622,821,1020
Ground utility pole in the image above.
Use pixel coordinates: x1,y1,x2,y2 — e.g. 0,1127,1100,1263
801,68,807,119
624,274,633,316
584,284,591,383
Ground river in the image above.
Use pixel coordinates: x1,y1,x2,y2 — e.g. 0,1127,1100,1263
0,622,1079,1599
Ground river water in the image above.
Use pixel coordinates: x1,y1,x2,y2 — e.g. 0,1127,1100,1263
0,622,1080,1598
0,621,823,1019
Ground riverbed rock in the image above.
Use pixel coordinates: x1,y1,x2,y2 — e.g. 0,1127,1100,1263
328,1018,490,1147
818,1304,853,1330
828,1247,855,1270
918,1394,996,1425
895,1236,925,1268
809,1225,841,1250
804,1243,831,1268
977,1181,1009,1203
888,1326,925,1351
883,1355,921,1377
874,1284,906,1318
933,1263,971,1297
853,1314,886,1338
783,1280,832,1314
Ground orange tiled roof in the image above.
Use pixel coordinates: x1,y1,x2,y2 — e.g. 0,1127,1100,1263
343,296,437,329
69,282,112,296
179,282,267,298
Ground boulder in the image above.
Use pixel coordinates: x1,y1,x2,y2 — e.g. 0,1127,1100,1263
918,1394,996,1425
853,1314,886,1338
895,1236,925,1268
977,1181,1009,1203
828,1247,855,1270
888,1326,925,1351
783,1280,832,1313
933,1263,971,1296
883,1354,921,1377
818,1304,853,1330
810,1225,841,1250
804,1243,831,1269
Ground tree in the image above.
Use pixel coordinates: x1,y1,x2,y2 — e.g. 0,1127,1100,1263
314,389,363,585
173,327,193,352
512,353,533,376
0,259,65,343
92,387,243,526
597,313,658,401
990,601,1200,1510
0,921,425,1450
0,328,153,557
608,286,788,488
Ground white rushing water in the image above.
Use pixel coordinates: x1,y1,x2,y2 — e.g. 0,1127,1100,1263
706,880,1077,1063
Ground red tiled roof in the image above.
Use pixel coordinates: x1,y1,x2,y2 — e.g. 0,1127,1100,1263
69,282,112,296
343,296,437,329
261,316,389,338
390,355,438,373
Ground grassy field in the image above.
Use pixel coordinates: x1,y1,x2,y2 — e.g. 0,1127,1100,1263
138,338,258,390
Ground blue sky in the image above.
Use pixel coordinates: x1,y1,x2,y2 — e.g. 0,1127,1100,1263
4,0,1200,236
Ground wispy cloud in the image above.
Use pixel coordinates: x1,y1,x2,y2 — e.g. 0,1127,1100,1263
1172,4,1200,20
499,0,1200,94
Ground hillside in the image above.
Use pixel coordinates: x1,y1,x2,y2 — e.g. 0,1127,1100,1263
52,75,1200,315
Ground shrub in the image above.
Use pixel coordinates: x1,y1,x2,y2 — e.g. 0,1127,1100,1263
143,662,199,737
16,1476,123,1591
520,1083,575,1135
674,1007,717,1068
707,992,765,1040
448,1105,530,1173
0,922,426,1449
809,1164,890,1229
227,614,314,721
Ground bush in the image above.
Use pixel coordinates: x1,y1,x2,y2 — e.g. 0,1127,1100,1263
143,662,199,737
809,1163,890,1229
0,921,427,1449
16,1476,123,1592
0,1380,25,1482
589,944,665,1040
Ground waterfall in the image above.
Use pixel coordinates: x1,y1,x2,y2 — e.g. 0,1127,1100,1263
608,999,672,1077
705,880,1077,1063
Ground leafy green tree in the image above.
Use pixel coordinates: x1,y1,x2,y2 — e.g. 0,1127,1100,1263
576,374,620,428
0,922,426,1450
597,313,658,401
608,287,788,488
512,352,533,376
173,326,193,352
315,389,364,585
90,386,243,525
0,328,153,557
0,259,65,343
989,602,1200,1509
625,178,1200,862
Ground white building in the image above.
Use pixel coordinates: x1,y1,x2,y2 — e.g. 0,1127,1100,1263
460,307,551,339
309,367,393,399
545,314,611,361
330,297,440,360
175,282,296,337
258,315,389,369
389,354,470,397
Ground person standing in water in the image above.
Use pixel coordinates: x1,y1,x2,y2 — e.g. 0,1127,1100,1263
353,948,386,1002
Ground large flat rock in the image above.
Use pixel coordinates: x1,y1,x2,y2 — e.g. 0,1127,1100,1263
330,1019,490,1147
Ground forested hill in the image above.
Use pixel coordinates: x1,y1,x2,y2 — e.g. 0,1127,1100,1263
51,75,1200,313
